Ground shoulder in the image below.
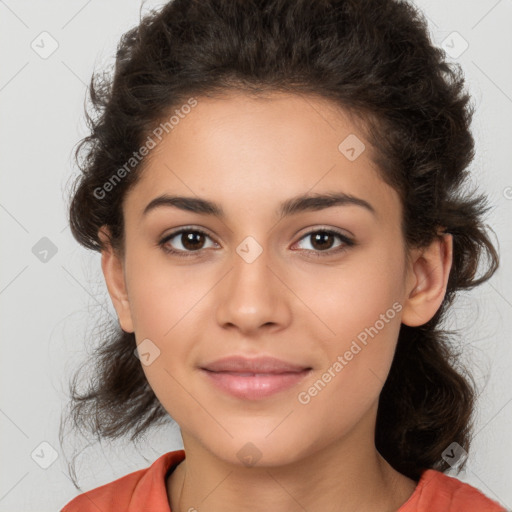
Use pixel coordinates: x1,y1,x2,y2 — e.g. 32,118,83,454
399,469,507,512
60,449,186,512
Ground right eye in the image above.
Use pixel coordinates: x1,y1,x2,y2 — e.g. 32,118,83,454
158,227,219,257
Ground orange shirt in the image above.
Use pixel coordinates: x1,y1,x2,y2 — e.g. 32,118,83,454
60,449,507,511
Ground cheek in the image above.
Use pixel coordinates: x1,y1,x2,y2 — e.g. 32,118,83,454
290,291,403,449
125,247,213,337
294,246,405,403
298,243,405,344
125,252,215,420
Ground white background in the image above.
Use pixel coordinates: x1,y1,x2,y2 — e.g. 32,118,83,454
0,0,511,510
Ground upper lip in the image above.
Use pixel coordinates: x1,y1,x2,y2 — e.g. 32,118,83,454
201,356,311,373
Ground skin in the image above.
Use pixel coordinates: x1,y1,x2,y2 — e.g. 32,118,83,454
99,91,453,512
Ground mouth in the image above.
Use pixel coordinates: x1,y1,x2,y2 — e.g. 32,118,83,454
200,356,312,400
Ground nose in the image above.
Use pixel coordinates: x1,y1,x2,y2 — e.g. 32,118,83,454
214,241,292,336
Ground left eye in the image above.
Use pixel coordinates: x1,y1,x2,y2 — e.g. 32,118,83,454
293,229,354,254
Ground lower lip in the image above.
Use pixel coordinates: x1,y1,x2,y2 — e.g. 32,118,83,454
201,369,311,400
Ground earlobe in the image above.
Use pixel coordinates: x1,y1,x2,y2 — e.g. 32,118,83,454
98,226,135,333
401,232,453,327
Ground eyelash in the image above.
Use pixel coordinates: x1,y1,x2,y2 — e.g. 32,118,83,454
158,226,355,258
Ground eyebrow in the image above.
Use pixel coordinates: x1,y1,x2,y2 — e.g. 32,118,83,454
142,192,376,220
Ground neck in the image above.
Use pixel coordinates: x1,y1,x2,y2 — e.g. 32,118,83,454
167,417,417,512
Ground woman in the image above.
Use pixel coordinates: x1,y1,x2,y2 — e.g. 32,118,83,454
60,0,505,510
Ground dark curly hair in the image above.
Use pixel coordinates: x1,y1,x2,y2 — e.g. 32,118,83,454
60,0,499,489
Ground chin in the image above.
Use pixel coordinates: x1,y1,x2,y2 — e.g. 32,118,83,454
201,428,313,469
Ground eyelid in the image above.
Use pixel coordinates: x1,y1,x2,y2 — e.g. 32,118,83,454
294,224,354,241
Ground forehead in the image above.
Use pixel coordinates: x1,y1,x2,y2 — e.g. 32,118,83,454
123,92,401,224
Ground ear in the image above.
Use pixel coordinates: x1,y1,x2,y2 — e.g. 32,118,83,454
98,226,134,333
401,231,453,327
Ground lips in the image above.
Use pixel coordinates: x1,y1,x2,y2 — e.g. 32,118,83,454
200,356,312,400
201,355,310,373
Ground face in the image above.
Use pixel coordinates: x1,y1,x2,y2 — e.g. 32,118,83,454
101,91,443,468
